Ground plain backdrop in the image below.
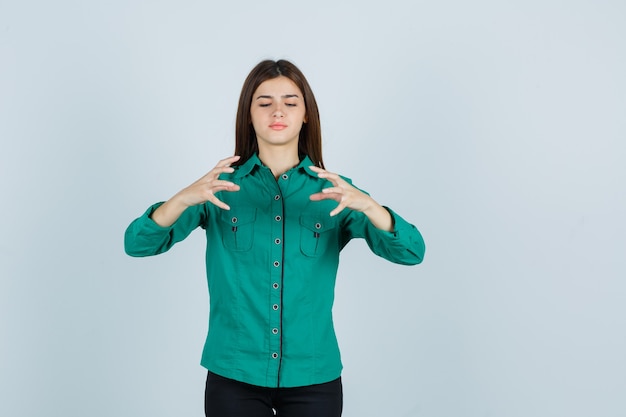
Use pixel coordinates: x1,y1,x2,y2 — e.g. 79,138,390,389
1,1,625,416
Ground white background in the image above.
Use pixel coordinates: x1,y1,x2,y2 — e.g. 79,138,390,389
1,1,625,416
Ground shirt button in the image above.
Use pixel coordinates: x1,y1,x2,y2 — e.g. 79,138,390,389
272,352,279,359
231,217,238,224
273,304,279,310
272,328,279,335
274,238,281,245
273,283,279,289
275,215,282,222
281,174,288,180
273,261,280,267
315,222,322,229
274,195,281,200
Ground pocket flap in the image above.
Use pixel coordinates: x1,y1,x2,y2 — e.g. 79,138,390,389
299,214,335,233
220,208,256,226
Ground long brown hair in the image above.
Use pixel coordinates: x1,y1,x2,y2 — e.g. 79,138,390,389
234,59,324,168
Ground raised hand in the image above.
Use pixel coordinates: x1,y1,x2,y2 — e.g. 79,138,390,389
308,166,394,232
175,155,242,210
308,166,374,216
151,156,241,227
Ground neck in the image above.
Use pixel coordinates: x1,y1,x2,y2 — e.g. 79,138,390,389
258,145,300,179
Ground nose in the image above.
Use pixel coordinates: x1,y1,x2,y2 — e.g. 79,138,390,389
272,104,285,118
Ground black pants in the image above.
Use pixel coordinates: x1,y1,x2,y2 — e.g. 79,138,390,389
205,371,343,417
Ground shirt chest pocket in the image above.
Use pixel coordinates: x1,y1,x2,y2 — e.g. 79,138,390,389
219,209,256,252
300,214,337,257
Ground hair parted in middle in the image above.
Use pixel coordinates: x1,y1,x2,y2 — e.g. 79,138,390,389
234,59,324,169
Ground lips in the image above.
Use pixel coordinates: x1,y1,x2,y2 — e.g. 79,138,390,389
270,123,287,130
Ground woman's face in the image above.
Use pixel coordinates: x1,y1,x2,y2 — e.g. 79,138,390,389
250,76,307,151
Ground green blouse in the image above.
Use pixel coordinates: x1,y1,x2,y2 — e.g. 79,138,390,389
124,154,425,388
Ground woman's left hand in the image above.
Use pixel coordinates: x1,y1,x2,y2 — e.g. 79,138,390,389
308,166,393,231
309,162,375,204
308,166,374,216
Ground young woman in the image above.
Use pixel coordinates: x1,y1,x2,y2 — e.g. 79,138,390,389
125,59,425,417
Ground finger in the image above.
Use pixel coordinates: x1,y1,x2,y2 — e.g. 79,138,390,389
318,172,345,186
309,165,338,179
207,180,240,209
309,192,324,201
216,155,241,168
316,174,339,188
207,195,231,211
198,166,235,183
330,202,347,217
211,180,240,190
213,165,237,173
210,187,240,197
322,186,344,194
208,165,237,178
309,165,348,187
202,165,238,184
309,191,340,202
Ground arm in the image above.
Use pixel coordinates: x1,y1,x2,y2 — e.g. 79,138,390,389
308,166,425,265
152,155,241,227
124,202,203,257
308,165,393,231
124,156,241,256
342,206,425,265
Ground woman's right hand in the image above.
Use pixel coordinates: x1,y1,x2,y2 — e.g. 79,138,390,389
151,156,241,227
174,155,241,210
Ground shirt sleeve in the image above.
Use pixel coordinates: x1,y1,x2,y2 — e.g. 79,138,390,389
124,202,208,257
340,206,425,266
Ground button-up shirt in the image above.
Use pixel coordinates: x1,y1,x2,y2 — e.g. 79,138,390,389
124,154,425,388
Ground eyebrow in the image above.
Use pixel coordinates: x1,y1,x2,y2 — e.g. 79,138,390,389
255,94,300,100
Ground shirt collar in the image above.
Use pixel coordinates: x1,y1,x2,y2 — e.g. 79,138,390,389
300,155,319,178
232,153,263,179
233,154,319,179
